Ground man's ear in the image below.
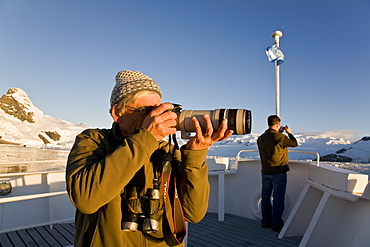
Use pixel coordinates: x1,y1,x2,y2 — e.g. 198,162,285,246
111,104,122,124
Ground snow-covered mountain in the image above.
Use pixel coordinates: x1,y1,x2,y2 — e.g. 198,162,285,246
0,88,89,147
206,132,370,164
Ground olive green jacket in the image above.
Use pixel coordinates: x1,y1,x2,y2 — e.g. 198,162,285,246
257,129,298,174
66,124,210,247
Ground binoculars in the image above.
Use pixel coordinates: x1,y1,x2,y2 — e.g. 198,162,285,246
122,187,161,233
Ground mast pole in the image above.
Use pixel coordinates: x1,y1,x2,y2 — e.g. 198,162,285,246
272,30,283,117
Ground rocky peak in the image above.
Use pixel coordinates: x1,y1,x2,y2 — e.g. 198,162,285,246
0,88,89,147
0,88,41,123
354,136,370,144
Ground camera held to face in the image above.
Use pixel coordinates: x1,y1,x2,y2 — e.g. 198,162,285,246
169,103,252,139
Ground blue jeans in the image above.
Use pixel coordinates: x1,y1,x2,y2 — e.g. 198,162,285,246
261,173,287,228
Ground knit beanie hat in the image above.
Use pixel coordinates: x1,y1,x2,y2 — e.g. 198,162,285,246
110,70,162,108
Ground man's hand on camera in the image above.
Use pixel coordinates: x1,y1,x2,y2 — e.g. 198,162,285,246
142,103,178,141
279,125,292,134
284,125,292,134
185,114,233,150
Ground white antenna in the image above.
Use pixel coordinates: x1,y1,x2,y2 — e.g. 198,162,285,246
272,30,283,117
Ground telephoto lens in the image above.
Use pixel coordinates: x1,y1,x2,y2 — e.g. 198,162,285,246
142,188,161,233
122,186,142,231
175,107,252,139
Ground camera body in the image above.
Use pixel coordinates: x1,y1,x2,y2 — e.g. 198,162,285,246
170,104,252,139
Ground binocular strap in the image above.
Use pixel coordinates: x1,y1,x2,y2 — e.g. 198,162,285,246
161,160,186,245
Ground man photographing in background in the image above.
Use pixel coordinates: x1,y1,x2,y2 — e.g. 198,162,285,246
257,115,298,232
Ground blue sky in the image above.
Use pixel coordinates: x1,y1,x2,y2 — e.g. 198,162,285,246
0,0,369,140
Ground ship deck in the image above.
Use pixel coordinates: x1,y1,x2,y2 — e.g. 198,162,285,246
0,213,301,247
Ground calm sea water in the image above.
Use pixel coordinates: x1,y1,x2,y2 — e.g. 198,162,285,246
0,145,69,173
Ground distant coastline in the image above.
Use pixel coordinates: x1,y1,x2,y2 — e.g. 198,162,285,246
0,145,69,173
0,138,21,145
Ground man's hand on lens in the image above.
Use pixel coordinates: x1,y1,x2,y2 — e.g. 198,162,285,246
185,114,233,150
142,103,178,141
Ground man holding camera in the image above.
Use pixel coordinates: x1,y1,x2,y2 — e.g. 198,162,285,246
66,70,233,246
257,115,298,232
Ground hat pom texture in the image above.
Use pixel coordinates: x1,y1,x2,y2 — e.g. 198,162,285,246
110,70,162,107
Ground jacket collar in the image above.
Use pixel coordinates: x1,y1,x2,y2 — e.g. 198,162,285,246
266,128,278,134
111,122,126,142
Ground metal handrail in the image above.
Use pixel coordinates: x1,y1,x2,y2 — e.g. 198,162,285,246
0,170,68,204
0,170,73,233
0,159,65,165
288,150,320,166
236,149,259,161
236,149,321,166
0,164,66,178
0,191,67,204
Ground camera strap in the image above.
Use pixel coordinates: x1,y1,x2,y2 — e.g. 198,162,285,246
161,134,186,246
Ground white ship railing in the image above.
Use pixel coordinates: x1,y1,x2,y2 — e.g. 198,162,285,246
206,150,320,222
0,160,66,165
0,166,74,234
236,149,321,166
0,191,67,203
